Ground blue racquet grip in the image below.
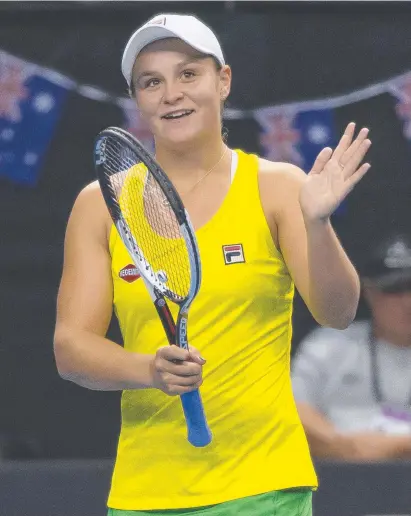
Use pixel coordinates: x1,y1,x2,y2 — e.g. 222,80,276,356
180,390,212,447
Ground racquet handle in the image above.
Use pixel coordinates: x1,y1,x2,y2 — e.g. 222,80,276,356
180,389,212,447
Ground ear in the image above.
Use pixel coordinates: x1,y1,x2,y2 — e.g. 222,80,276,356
219,65,232,101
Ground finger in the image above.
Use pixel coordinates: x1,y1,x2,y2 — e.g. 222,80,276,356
188,346,206,364
160,360,203,377
169,380,204,396
342,139,372,179
332,122,356,162
158,345,190,362
165,373,202,387
309,147,333,175
340,127,369,166
344,163,371,192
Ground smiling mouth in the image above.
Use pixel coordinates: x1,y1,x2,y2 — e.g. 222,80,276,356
162,110,194,120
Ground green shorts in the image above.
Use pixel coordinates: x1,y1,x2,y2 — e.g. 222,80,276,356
107,488,312,516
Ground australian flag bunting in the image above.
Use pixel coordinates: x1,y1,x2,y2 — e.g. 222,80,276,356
255,106,338,173
0,51,69,186
389,73,411,141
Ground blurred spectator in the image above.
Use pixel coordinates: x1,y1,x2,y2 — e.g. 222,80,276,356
292,234,411,461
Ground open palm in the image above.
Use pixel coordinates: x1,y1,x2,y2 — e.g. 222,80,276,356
299,122,371,222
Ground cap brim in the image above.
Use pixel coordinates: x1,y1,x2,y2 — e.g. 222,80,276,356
122,25,224,85
122,26,180,84
362,269,411,290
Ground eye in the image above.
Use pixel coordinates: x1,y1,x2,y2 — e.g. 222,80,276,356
181,70,196,80
144,78,161,89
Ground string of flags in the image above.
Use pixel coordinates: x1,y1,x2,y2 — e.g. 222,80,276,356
1,48,411,186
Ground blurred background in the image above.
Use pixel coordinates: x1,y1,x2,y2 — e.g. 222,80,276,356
1,1,411,515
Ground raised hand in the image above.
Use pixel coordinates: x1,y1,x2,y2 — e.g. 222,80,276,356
299,122,371,222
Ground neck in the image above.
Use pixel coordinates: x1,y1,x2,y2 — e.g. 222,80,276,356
154,134,229,184
373,324,411,348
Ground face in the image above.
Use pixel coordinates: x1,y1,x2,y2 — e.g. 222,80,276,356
364,285,411,345
131,38,231,148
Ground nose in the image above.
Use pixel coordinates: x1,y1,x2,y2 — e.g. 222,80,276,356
163,80,184,105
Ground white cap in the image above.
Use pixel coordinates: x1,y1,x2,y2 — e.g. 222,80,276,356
121,13,225,86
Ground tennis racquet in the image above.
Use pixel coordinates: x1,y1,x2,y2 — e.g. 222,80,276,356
94,126,212,447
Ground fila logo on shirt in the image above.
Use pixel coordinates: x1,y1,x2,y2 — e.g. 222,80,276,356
119,264,141,283
223,244,245,265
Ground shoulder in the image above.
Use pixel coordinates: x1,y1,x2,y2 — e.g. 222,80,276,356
237,149,306,184
258,156,306,183
255,157,307,221
74,180,105,205
68,180,112,242
258,158,307,210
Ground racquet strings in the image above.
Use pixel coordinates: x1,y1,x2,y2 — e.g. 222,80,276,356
100,135,192,302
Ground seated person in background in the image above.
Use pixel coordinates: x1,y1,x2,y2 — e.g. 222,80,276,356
292,233,411,461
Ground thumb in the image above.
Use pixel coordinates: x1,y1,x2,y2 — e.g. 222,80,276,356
188,346,206,364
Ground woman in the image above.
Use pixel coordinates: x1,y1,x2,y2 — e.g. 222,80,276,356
54,13,371,516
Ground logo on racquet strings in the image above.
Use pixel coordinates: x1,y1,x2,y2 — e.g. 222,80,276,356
222,244,245,265
95,138,106,165
119,264,141,283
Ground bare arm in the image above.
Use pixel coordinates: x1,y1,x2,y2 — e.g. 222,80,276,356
54,182,154,391
54,182,205,394
297,402,357,459
303,216,360,329
260,161,359,329
260,123,371,329
298,402,411,461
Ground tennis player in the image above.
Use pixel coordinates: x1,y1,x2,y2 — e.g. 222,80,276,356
54,13,372,516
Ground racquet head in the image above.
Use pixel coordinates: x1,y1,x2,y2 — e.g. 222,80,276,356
94,126,201,306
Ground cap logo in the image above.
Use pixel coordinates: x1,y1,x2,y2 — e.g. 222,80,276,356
148,16,166,26
384,242,411,268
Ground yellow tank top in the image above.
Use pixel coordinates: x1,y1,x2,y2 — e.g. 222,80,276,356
107,149,317,511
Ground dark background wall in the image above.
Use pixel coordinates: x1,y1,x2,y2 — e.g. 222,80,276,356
1,1,411,459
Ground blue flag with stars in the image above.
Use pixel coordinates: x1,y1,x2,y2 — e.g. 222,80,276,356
255,106,338,173
0,54,69,186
